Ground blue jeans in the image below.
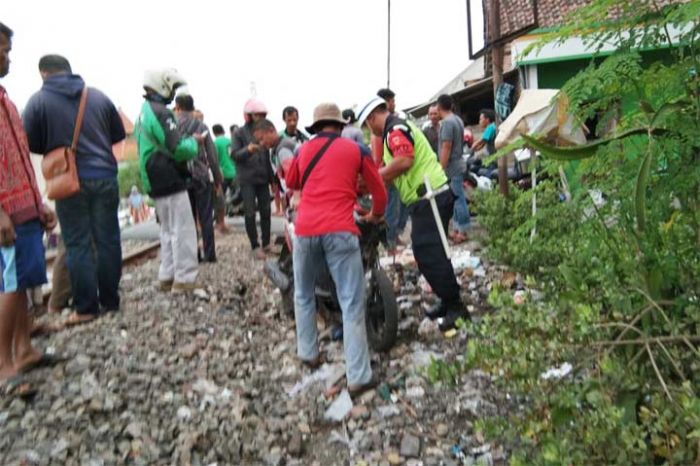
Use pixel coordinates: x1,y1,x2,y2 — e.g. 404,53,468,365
450,175,471,233
56,178,122,314
385,185,408,247
293,232,372,386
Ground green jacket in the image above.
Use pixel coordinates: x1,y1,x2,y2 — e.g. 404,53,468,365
136,99,198,197
383,116,447,205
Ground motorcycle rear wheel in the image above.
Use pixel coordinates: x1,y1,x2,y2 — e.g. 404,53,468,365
366,267,398,352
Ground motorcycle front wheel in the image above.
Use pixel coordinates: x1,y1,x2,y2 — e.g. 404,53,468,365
366,267,398,352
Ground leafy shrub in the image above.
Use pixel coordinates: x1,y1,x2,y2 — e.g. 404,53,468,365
435,2,700,464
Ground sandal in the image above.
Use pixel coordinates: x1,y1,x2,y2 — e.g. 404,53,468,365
348,376,380,399
17,351,68,374
0,375,38,399
64,312,97,327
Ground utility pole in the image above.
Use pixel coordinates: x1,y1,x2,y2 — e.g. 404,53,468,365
387,0,391,88
488,0,509,196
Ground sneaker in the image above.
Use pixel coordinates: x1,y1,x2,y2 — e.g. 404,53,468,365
158,280,174,292
172,282,197,294
438,307,472,332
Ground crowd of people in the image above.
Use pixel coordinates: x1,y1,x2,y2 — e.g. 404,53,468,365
0,19,499,394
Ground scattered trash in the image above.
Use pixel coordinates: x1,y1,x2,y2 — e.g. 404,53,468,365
417,275,433,294
541,362,573,380
376,404,401,419
411,350,443,367
399,301,413,311
377,383,392,402
443,329,458,339
405,386,425,398
192,378,219,396
176,406,192,421
328,428,357,453
417,318,441,338
324,390,353,422
379,248,416,268
286,364,336,397
451,251,481,271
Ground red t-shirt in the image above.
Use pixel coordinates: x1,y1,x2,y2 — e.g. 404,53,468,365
0,86,42,225
286,133,387,236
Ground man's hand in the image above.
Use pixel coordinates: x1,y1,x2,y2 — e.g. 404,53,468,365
40,205,58,231
247,143,260,154
361,212,384,224
290,191,301,209
0,210,16,247
215,184,223,197
357,175,368,194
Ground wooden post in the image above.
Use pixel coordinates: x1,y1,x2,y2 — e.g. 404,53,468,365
489,0,509,196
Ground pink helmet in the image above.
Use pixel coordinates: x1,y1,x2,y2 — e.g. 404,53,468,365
243,98,268,115
463,128,474,148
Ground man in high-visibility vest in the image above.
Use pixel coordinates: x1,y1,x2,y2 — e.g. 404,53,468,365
358,96,469,331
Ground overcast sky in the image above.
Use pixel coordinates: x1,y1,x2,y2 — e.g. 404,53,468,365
3,0,472,130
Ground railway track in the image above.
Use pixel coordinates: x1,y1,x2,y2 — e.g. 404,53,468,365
41,240,161,302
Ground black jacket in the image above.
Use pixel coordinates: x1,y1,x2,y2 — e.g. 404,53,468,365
231,122,273,186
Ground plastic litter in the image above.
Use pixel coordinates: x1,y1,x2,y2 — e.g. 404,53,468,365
376,404,401,419
541,362,573,380
324,389,353,422
286,364,336,397
451,251,481,271
377,383,392,401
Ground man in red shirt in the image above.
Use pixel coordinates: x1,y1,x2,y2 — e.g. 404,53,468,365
0,23,58,384
285,103,387,395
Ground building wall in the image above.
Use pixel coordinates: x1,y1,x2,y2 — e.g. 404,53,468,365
494,0,591,41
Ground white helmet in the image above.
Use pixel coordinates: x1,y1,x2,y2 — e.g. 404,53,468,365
143,68,187,99
356,96,387,128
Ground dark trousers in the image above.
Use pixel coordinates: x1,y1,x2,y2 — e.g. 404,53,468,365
409,189,461,306
188,182,216,262
241,183,271,250
56,178,122,315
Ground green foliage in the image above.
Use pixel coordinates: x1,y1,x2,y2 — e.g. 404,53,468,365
117,161,144,198
432,1,700,464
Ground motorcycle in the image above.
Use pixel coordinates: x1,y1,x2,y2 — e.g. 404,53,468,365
264,198,399,352
225,181,244,217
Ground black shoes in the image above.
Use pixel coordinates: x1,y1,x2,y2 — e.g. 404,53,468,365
438,302,472,332
425,300,448,320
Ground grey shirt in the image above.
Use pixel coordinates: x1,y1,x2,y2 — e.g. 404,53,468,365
341,125,365,145
439,113,465,178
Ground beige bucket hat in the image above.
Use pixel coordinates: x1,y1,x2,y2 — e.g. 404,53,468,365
305,102,348,134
